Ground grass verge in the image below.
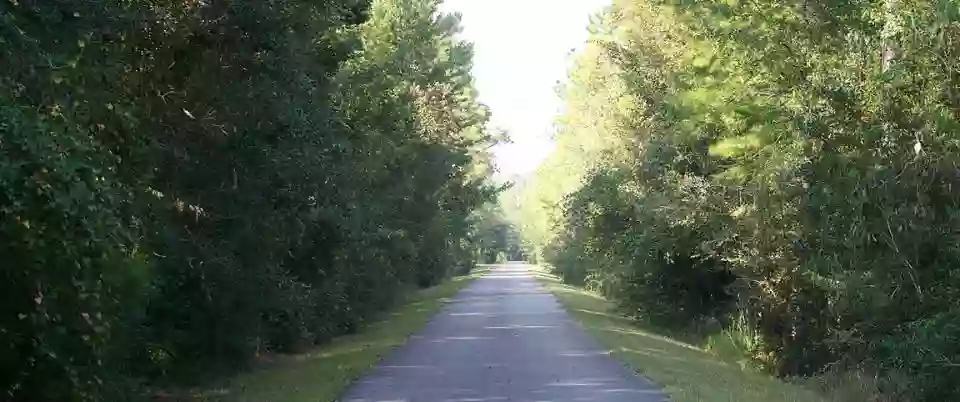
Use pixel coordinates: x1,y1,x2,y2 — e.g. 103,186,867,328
189,267,490,402
531,267,829,402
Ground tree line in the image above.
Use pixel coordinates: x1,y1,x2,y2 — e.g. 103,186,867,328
473,196,525,263
1,0,498,400
521,0,960,400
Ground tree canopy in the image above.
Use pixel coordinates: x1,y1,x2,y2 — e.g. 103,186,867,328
521,0,960,400
1,0,499,400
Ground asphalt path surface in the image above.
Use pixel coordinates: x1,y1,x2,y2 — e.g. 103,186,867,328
339,264,667,402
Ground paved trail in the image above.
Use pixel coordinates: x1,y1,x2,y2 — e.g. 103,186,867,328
340,264,666,402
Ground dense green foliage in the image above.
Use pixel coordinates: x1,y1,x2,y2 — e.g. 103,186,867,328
522,0,960,400
472,199,524,263
0,0,497,400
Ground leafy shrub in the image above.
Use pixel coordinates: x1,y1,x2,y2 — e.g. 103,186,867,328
1,0,496,399
521,0,960,400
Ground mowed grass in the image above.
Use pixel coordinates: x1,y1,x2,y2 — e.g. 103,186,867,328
532,268,829,402
188,267,490,402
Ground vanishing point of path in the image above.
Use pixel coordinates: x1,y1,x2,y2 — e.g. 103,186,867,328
340,264,667,402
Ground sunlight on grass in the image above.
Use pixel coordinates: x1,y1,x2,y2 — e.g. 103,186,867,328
196,267,490,402
533,267,829,402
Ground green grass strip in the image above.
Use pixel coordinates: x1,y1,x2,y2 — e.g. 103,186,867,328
188,267,489,402
532,268,829,402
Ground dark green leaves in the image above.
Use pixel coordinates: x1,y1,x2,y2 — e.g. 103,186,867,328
2,0,495,399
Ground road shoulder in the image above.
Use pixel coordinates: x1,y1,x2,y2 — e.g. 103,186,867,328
532,267,829,402
190,267,490,402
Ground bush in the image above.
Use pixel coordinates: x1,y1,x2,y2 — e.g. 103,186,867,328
1,0,497,399
521,0,960,399
0,101,140,401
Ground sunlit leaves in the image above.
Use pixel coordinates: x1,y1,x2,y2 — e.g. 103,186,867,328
521,0,960,399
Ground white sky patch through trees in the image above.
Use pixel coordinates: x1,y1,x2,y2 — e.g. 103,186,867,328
440,0,610,175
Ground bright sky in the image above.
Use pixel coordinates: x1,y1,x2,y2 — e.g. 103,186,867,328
440,0,610,176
